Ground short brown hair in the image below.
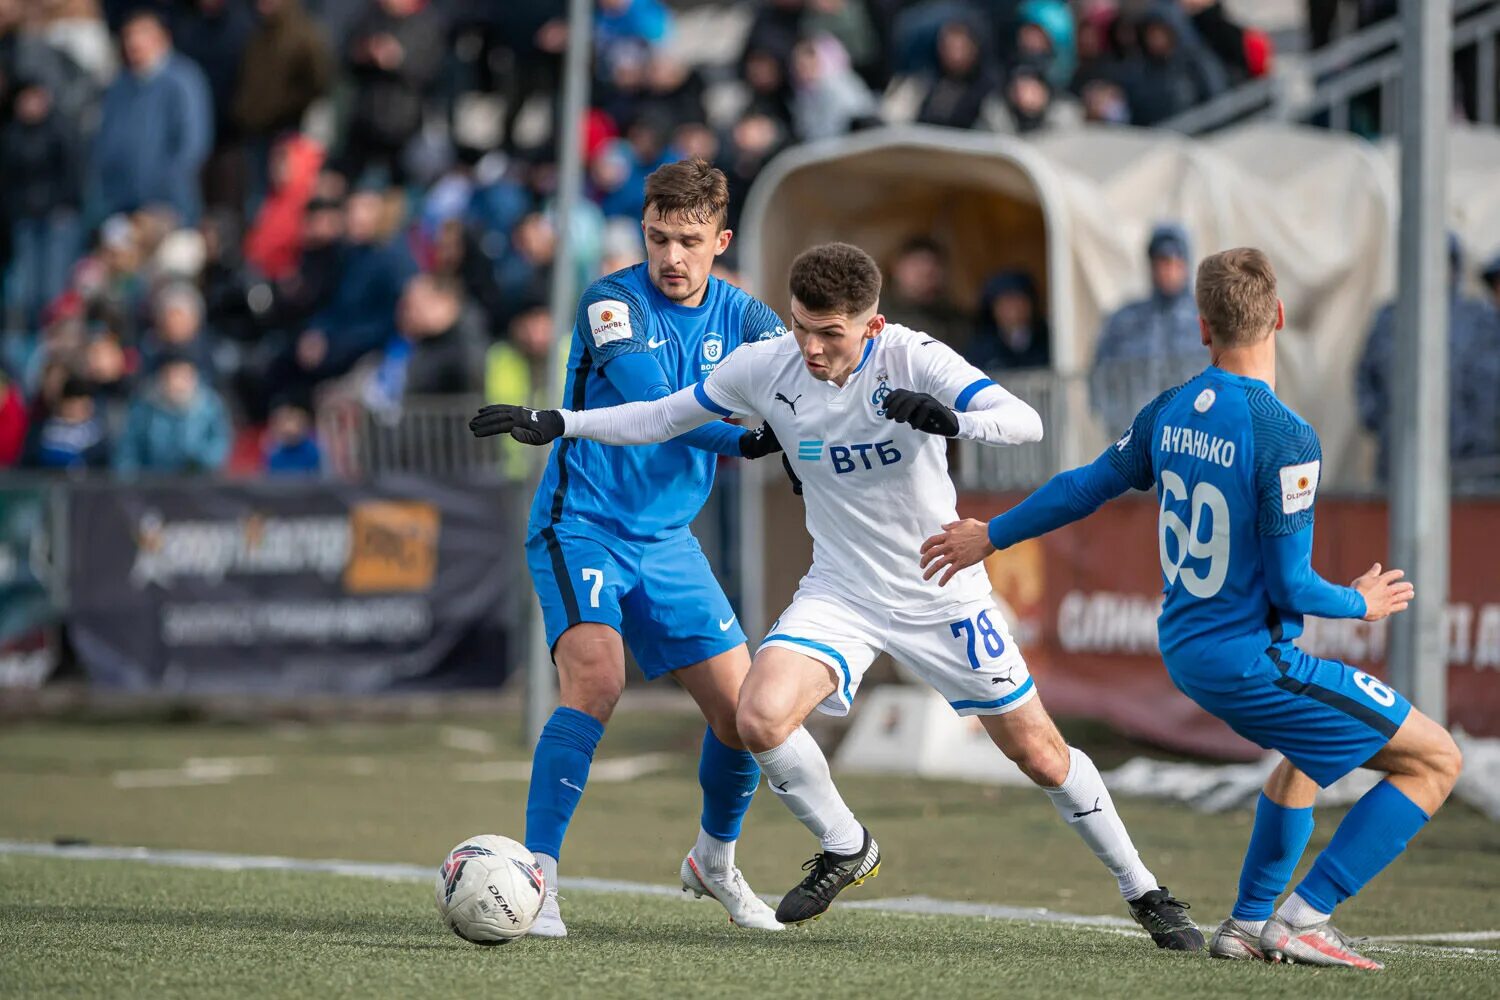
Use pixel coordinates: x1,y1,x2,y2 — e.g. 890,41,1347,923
643,158,730,229
1195,247,1278,345
789,242,883,316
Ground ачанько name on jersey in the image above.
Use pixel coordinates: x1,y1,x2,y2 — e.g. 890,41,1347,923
1158,424,1237,468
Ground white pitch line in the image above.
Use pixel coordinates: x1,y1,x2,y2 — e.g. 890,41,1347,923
0,841,1495,962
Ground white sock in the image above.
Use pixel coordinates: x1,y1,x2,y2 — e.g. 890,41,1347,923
535,853,559,895
752,727,864,854
1277,892,1330,927
1231,917,1267,935
693,827,735,874
1042,746,1159,901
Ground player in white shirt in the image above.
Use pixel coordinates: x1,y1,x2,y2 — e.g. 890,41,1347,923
471,243,1202,948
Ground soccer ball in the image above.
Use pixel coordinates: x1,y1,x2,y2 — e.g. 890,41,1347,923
435,835,547,945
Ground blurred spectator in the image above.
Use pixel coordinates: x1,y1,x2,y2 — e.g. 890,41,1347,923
0,368,27,467
790,34,878,141
243,134,326,281
36,0,119,87
83,326,132,404
365,273,483,415
806,0,880,84
485,299,552,480
2,77,84,329
263,393,321,473
966,269,1050,371
1078,69,1132,125
1482,254,1500,311
1089,223,1201,432
114,352,231,474
493,2,568,154
995,60,1080,133
883,238,968,347
23,374,110,471
140,281,214,377
740,42,795,128
1179,0,1272,84
911,13,1000,131
1356,236,1500,483
340,0,446,185
721,111,789,231
91,9,213,224
233,0,332,203
173,0,255,211
596,0,672,59
265,187,415,397
1116,3,1226,127
639,52,705,128
247,193,345,332
492,211,556,329
1014,0,1076,93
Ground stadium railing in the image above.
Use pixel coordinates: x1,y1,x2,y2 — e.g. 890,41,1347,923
1161,0,1500,135
316,394,507,480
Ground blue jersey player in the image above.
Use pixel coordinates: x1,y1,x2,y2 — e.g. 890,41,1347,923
509,160,788,936
920,248,1462,971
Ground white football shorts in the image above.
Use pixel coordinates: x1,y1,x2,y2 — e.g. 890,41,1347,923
760,591,1037,717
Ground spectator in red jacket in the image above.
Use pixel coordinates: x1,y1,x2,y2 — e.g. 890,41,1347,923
244,133,326,281
0,371,28,468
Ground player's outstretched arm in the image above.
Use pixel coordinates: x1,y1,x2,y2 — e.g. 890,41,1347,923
1259,530,1410,622
602,352,780,459
920,449,1134,585
470,385,721,448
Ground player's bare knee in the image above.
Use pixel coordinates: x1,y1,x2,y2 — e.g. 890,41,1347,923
706,711,746,751
1009,738,1070,787
735,699,793,754
1428,730,1463,792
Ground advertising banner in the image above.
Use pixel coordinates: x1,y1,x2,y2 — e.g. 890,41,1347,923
0,484,59,689
68,477,526,693
962,494,1500,758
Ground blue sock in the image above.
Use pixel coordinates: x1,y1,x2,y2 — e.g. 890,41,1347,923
1293,780,1430,915
1231,793,1316,921
524,706,605,861
698,726,761,841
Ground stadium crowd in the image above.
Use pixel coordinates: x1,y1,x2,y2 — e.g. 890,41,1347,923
0,0,1496,480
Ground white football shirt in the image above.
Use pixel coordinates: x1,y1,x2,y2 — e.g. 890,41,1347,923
698,324,1028,619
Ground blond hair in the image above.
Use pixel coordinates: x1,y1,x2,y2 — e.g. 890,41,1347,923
1195,248,1279,346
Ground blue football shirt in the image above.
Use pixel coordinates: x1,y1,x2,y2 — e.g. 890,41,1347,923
1109,367,1325,673
528,264,787,542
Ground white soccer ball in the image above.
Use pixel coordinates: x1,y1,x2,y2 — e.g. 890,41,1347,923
434,835,547,945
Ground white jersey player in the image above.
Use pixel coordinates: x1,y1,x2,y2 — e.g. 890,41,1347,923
471,242,1202,948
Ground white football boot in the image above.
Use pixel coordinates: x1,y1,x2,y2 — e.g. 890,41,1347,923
680,852,784,931
1208,918,1267,961
528,889,567,939
1261,914,1383,970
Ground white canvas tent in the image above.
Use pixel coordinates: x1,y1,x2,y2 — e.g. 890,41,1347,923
742,122,1500,487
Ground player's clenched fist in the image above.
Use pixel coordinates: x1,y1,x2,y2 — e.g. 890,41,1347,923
1351,562,1415,622
882,389,960,437
919,518,995,586
469,404,565,445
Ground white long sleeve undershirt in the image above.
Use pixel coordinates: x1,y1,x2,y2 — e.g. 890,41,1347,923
952,384,1044,446
560,386,713,444
559,381,1041,448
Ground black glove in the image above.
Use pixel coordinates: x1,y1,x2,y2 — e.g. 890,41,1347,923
739,422,784,460
882,389,959,437
469,404,565,445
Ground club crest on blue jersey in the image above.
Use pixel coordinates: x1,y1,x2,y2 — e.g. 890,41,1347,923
701,331,724,373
